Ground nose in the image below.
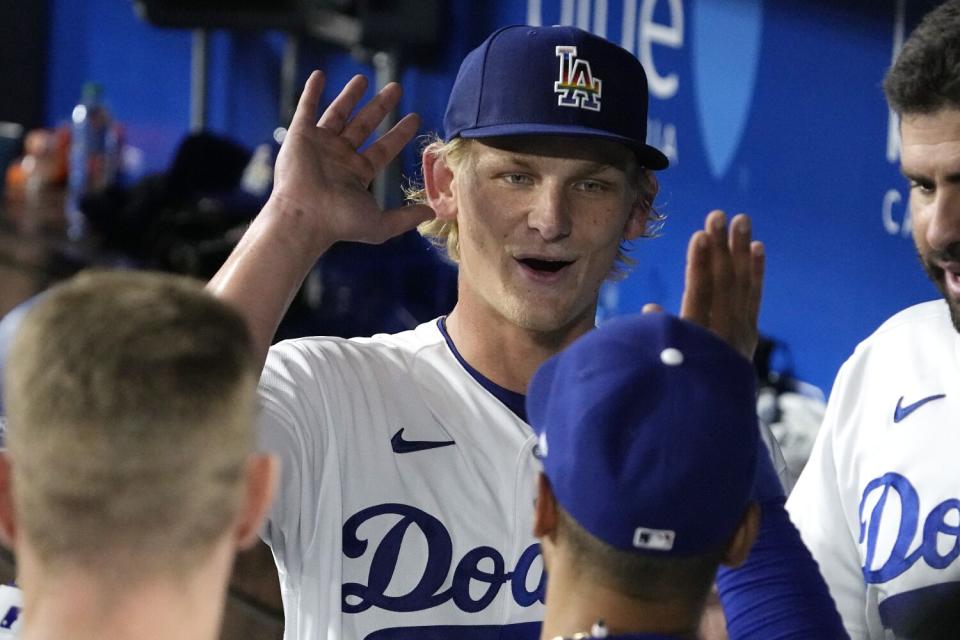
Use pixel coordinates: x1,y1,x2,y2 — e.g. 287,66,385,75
527,185,572,241
924,187,960,253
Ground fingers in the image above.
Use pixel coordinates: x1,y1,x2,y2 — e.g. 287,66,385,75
748,240,765,327
678,210,763,359
642,303,664,314
342,82,403,149
728,214,754,331
680,231,712,326
376,204,436,242
317,74,369,132
729,214,753,301
316,76,406,152
707,211,733,339
290,70,326,132
363,113,422,174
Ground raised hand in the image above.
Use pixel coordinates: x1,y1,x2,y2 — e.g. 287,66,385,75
679,210,765,360
207,71,436,366
271,70,434,252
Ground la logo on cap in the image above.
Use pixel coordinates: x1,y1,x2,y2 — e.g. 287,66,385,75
554,46,602,111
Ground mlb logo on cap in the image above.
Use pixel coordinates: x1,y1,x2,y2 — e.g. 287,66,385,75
526,313,759,556
444,25,669,170
633,526,676,552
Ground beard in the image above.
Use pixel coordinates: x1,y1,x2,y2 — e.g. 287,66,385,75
919,248,960,333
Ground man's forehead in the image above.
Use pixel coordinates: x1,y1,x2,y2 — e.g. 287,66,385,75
471,135,636,169
900,107,960,171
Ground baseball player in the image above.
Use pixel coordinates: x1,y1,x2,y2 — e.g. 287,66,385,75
787,2,960,638
528,312,762,640
0,271,276,640
209,25,845,639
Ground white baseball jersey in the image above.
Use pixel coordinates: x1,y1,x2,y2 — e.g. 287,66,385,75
0,584,22,638
258,319,544,640
787,300,960,639
260,317,794,640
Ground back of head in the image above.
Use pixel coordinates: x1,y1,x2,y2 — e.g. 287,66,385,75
3,270,256,578
527,313,759,604
884,0,960,114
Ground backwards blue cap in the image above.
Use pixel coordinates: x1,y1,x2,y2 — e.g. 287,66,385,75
444,25,669,170
527,313,758,556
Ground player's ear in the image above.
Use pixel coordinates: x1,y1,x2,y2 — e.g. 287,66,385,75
423,143,458,221
622,170,657,241
720,501,760,568
234,453,279,550
534,473,561,573
0,453,17,550
533,473,558,539
622,197,651,242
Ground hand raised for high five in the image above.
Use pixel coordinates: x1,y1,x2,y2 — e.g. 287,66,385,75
644,211,764,360
207,71,435,366
271,70,434,253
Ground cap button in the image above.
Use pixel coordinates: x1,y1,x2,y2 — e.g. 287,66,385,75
660,348,684,366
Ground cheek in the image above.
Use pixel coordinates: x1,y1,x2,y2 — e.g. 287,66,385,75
909,201,930,251
582,206,632,247
457,205,506,263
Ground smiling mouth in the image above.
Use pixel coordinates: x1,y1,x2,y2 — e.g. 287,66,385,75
518,258,574,274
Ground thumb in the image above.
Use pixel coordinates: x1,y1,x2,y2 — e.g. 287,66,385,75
378,204,436,241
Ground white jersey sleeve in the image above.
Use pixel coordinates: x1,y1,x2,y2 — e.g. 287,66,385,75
787,356,870,637
258,338,342,578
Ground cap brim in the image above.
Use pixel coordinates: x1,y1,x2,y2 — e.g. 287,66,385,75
458,123,669,170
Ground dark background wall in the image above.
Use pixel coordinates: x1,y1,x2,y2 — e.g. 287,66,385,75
10,0,946,394
0,0,49,129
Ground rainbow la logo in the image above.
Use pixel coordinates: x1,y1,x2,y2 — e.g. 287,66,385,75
554,46,602,111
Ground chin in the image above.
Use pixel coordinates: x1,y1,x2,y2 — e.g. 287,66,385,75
922,258,960,333
503,298,591,335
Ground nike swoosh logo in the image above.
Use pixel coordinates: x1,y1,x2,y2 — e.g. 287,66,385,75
893,394,946,423
391,428,455,454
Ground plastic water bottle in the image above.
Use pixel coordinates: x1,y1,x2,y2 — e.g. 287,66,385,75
66,83,110,240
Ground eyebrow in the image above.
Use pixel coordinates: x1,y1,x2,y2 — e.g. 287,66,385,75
901,167,960,184
499,154,623,175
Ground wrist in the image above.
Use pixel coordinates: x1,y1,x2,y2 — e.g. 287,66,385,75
260,192,336,257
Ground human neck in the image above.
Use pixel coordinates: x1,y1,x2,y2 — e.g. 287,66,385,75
540,562,699,640
18,546,232,640
445,296,595,395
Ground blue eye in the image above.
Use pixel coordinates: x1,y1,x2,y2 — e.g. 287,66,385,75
503,173,533,185
575,180,608,193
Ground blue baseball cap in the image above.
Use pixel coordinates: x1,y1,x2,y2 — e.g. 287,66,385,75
444,25,669,170
527,313,759,555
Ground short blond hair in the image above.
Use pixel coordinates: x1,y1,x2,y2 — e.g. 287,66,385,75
407,135,663,277
4,270,257,577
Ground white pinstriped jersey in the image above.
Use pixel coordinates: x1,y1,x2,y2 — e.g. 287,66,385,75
787,300,960,639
